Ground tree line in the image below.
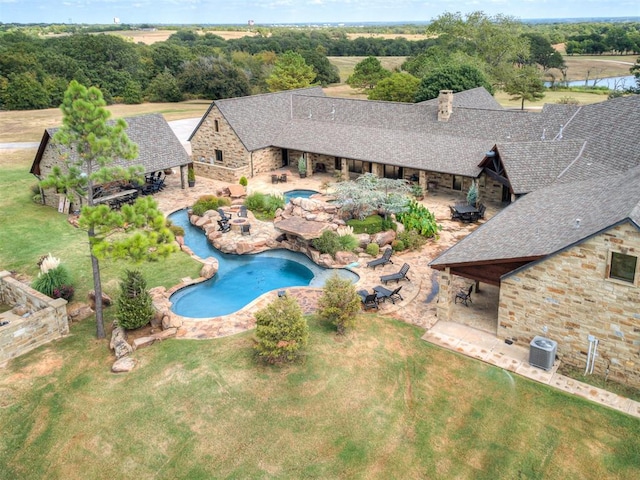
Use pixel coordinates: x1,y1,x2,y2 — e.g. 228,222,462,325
1,14,639,110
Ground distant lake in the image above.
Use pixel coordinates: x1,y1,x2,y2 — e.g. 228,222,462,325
546,75,636,90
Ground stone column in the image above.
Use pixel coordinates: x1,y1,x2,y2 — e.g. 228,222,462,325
341,158,348,180
419,171,427,196
436,268,453,321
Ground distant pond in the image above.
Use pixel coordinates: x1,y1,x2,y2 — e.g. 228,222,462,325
546,75,636,90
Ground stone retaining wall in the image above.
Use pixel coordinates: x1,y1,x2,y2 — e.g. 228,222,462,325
0,271,69,365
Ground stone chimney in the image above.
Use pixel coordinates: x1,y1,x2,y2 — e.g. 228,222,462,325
438,90,453,122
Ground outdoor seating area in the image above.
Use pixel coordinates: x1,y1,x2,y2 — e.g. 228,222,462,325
357,289,379,310
455,285,473,306
450,203,486,223
373,285,403,304
271,173,288,184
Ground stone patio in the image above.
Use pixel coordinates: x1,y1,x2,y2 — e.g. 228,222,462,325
150,168,640,418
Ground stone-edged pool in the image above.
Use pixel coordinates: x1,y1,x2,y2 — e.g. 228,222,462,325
168,209,358,318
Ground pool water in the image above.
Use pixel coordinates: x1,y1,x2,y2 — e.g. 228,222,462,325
284,189,319,203
168,209,358,318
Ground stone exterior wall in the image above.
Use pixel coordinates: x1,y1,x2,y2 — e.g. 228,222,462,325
498,223,640,388
477,172,505,204
0,271,69,365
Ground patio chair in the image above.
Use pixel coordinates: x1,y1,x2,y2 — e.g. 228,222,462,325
240,224,251,236
279,173,287,183
477,203,486,219
238,205,248,218
271,174,279,184
217,219,230,233
380,263,410,284
357,289,379,310
373,285,403,304
449,205,461,220
455,285,473,306
217,208,232,221
366,247,393,269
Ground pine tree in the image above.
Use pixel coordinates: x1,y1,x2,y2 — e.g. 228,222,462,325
116,270,155,330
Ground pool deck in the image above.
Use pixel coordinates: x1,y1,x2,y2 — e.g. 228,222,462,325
152,169,640,418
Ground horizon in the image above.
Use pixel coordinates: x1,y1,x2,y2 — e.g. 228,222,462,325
2,1,639,26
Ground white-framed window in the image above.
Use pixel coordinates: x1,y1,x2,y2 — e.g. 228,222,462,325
607,251,638,284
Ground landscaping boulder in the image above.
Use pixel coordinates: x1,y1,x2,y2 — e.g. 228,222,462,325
112,356,136,373
88,290,112,309
372,230,396,247
66,302,94,322
200,259,218,279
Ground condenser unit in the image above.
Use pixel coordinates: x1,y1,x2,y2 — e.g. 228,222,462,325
529,336,557,371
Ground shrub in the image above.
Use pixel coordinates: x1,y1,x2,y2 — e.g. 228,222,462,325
381,217,397,231
53,285,75,302
165,219,185,237
337,234,358,252
396,200,441,238
392,239,406,252
244,192,267,211
32,265,71,298
239,176,248,187
116,270,154,330
467,183,478,206
397,230,427,251
312,230,341,258
317,274,361,335
244,192,284,219
365,242,380,257
254,295,309,363
347,215,383,234
191,195,226,216
264,194,284,216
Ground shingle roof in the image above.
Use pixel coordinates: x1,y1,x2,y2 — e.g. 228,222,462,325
32,113,190,175
429,165,640,268
419,87,504,110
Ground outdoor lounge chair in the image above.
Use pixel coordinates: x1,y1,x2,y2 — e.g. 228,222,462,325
217,208,232,221
455,285,473,306
366,247,393,269
238,205,248,218
240,224,251,236
373,285,403,304
357,289,379,310
380,263,410,284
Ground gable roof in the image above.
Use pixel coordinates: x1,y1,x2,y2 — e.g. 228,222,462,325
430,165,640,270
31,113,190,176
188,87,326,151
418,87,503,110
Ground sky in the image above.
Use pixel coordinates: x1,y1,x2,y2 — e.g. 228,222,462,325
1,0,639,25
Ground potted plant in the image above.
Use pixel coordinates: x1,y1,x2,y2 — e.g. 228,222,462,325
187,166,196,187
298,156,307,178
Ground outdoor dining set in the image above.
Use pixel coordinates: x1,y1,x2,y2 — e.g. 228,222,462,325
357,248,411,310
449,203,486,223
92,171,167,210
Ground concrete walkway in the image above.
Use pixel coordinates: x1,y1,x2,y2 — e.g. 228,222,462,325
152,168,640,418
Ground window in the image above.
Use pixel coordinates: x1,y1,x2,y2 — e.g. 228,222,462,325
215,149,223,163
452,175,463,191
334,157,342,171
214,120,219,132
384,165,403,179
609,252,637,283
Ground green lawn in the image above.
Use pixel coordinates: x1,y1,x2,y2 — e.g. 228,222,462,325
1,316,639,479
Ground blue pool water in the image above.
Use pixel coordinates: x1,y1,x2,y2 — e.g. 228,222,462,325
284,189,319,203
168,209,358,318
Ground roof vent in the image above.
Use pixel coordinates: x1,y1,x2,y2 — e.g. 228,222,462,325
575,218,581,229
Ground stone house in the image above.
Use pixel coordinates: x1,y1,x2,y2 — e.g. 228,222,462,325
30,113,192,210
430,166,640,388
189,88,639,205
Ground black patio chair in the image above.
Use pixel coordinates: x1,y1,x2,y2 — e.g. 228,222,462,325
217,208,232,221
279,173,287,183
455,285,473,306
238,205,248,218
373,285,403,304
271,174,279,184
477,204,486,219
240,224,251,236
357,290,379,310
380,263,410,284
366,247,393,269
217,219,230,233
450,205,461,220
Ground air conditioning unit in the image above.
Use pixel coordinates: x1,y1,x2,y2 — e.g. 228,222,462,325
529,336,557,371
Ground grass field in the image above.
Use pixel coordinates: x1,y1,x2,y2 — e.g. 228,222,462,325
1,314,638,479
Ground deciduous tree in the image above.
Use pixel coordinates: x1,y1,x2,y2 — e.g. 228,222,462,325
254,295,309,363
368,72,420,102
414,64,493,102
317,275,361,335
504,66,545,110
346,56,391,90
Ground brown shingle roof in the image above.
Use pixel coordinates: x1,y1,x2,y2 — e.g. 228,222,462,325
31,113,190,176
430,165,640,269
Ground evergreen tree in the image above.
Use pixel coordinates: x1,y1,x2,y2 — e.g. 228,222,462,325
254,295,309,363
116,270,154,330
317,275,361,335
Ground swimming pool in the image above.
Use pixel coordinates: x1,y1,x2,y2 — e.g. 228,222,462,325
284,189,319,203
168,209,358,318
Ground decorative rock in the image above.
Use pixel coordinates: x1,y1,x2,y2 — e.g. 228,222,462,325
155,327,178,340
356,234,371,248
87,291,112,309
372,230,396,247
109,324,127,349
200,259,218,279
67,302,94,322
133,336,156,350
12,305,29,316
236,242,254,254
175,235,184,247
335,251,358,265
114,340,133,359
112,356,136,373
162,313,182,330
